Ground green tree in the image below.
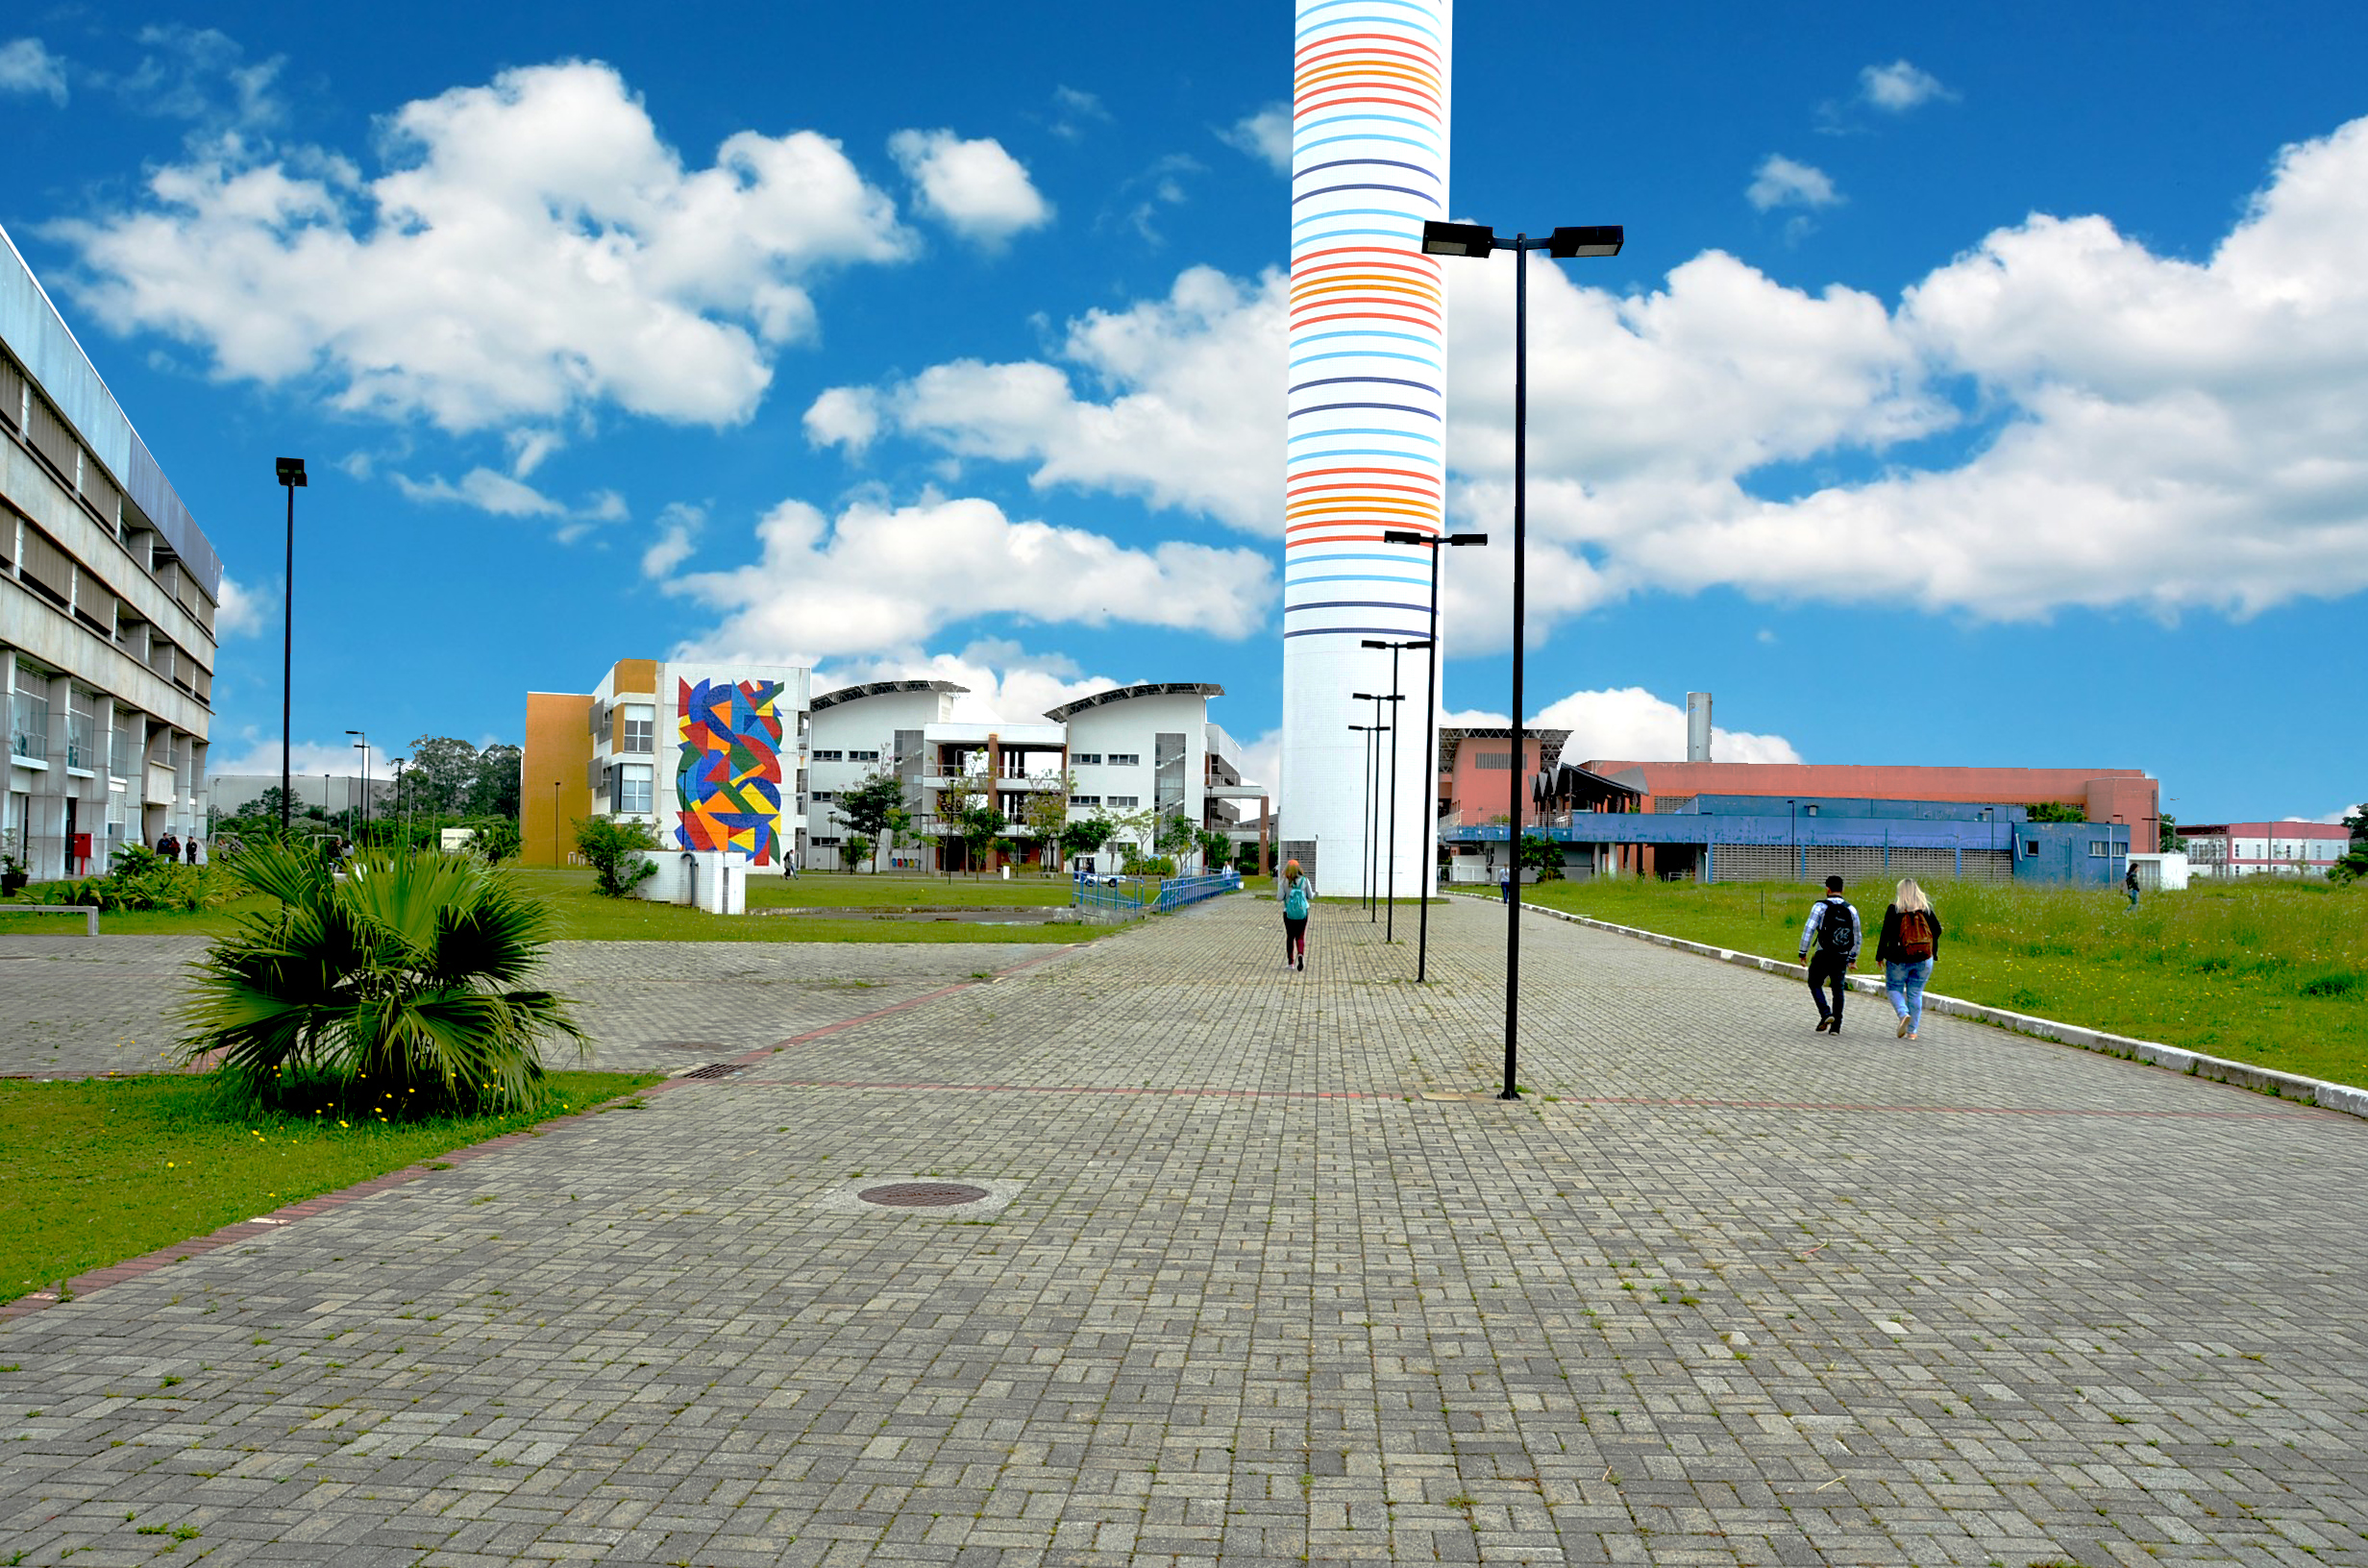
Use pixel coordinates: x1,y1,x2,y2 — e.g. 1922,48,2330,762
404,736,481,816
835,772,908,870
2028,801,2087,824
2344,801,2368,842
1518,832,1564,880
467,817,523,864
953,799,1006,875
1196,826,1232,873
842,832,875,873
573,816,660,897
1059,812,1117,869
2158,813,2187,854
883,805,912,870
1156,813,1198,870
469,744,523,820
1021,776,1075,870
175,843,586,1114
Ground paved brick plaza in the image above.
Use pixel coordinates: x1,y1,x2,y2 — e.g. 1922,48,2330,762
5,894,2366,1566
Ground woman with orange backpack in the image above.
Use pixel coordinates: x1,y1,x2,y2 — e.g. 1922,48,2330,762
1876,878,1944,1040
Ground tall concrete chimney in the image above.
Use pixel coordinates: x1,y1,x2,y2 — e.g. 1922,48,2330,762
1686,692,1712,762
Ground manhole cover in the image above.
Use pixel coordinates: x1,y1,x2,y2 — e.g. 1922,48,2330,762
857,1182,990,1209
682,1062,748,1080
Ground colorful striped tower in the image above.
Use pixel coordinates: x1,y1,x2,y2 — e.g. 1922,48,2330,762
1280,0,1449,898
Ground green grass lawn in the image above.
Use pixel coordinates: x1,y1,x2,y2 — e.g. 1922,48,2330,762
1512,876,2368,1089
0,866,1102,943
1,1069,664,1304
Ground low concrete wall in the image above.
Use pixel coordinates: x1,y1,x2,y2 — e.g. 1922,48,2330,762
1452,891,2368,1122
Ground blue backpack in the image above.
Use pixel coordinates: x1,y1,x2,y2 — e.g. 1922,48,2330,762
1284,879,1311,919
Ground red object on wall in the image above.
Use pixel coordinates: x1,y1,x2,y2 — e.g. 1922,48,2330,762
70,832,91,858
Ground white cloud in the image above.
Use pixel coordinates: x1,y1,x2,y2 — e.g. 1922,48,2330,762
815,640,1113,727
1747,155,1842,212
505,428,564,478
213,575,266,637
661,491,1272,663
0,37,68,105
845,113,2368,633
888,128,1051,245
106,25,284,129
208,736,403,778
49,60,911,434
1218,104,1291,173
393,467,563,517
846,264,1285,531
803,385,881,453
640,502,703,578
1443,689,1802,767
1861,60,1956,113
1048,86,1110,142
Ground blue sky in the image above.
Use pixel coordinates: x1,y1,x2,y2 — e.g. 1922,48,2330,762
3,2,2363,823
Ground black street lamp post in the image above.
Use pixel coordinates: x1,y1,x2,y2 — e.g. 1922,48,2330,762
1382,529,1488,982
347,729,368,844
274,458,306,840
1421,218,1623,1101
1361,639,1429,945
1350,718,1388,915
1352,691,1400,923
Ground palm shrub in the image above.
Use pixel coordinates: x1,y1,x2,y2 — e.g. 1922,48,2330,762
176,843,586,1115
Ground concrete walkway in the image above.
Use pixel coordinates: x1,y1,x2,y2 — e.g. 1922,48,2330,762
5,895,2365,1566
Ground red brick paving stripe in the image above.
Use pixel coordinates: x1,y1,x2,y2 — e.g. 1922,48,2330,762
1,944,1075,1322
737,1078,2321,1118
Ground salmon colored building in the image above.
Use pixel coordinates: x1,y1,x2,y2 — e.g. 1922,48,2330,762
1581,761,2161,853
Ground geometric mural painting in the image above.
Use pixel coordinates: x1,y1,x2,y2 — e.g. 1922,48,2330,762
675,676,785,865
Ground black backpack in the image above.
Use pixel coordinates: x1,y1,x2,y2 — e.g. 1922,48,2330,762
1815,897,1856,955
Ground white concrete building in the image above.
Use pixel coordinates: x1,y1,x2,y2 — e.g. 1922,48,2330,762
803,678,966,870
2182,821,2353,878
4,225,220,877
803,678,1265,874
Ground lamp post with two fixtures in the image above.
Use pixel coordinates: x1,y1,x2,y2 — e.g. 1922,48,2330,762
1351,691,1401,922
1360,639,1430,945
1420,217,1623,1101
1382,529,1488,983
273,458,306,840
347,729,369,843
1348,721,1388,913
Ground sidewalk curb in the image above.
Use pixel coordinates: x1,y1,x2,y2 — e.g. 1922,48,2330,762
1450,891,2368,1123
0,943,1082,1324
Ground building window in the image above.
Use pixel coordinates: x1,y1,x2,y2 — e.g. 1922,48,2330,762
1108,795,1139,809
1071,795,1100,807
849,748,879,763
2024,839,2039,857
1073,752,1101,766
1474,751,1512,770
2088,841,2109,857
619,704,655,753
811,748,843,762
8,684,45,764
812,791,835,803
1154,733,1186,814
1104,752,1139,767
618,765,653,815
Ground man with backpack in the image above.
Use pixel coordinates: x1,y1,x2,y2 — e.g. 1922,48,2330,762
1797,874,1860,1035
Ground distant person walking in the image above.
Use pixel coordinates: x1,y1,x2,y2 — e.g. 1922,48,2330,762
1280,859,1315,972
2125,861,2141,910
1798,874,1861,1035
1876,877,1943,1041
157,830,180,863
185,836,204,866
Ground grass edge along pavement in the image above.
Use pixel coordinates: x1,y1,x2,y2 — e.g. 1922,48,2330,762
0,1069,663,1310
1,935,1084,1317
1463,881,2368,1113
0,865,1109,941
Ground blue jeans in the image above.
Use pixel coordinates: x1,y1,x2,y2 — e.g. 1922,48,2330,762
1886,958,1935,1033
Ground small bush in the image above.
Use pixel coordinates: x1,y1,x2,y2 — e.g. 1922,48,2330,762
573,817,660,897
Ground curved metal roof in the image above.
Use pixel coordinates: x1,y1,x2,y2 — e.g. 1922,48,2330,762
1043,681,1224,723
809,678,968,713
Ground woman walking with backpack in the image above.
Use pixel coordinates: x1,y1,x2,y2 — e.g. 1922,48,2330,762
1280,859,1315,971
1877,878,1944,1040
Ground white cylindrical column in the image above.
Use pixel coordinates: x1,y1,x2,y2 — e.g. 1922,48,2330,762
1280,0,1450,901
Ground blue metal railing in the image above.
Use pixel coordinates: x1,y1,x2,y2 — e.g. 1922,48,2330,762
1072,869,1243,920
